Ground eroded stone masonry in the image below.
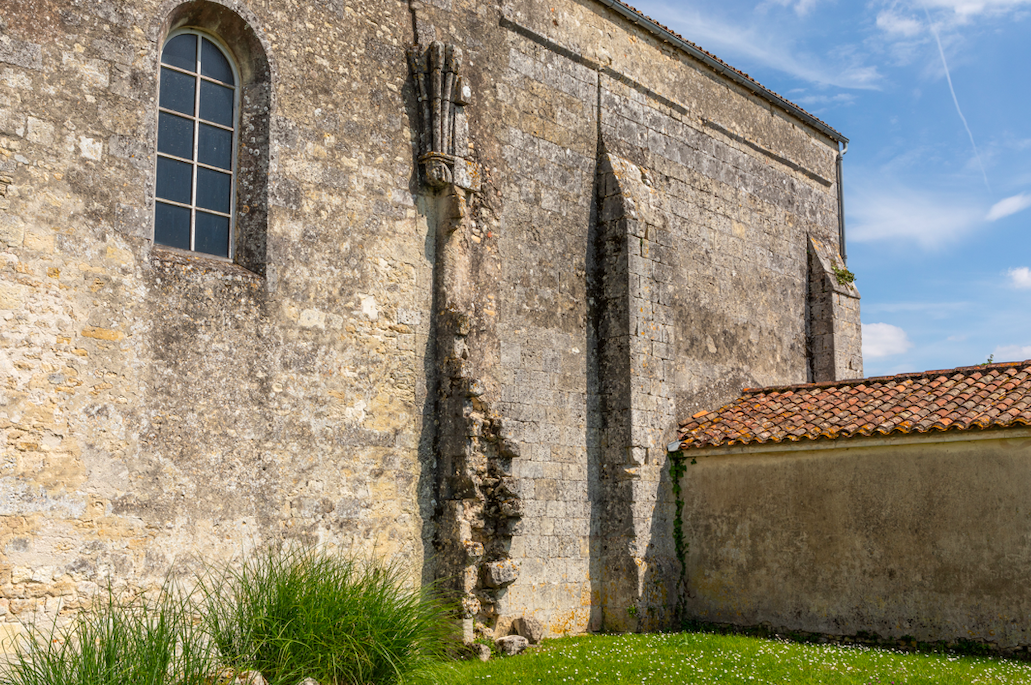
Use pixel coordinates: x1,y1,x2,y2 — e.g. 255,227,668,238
0,0,860,642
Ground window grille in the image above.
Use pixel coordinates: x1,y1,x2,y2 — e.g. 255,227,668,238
155,31,238,258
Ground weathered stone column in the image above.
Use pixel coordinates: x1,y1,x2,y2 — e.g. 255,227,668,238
408,41,523,642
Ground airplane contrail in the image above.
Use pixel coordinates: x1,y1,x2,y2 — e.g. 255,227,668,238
923,6,991,192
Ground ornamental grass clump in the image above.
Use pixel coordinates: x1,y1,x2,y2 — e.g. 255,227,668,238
0,585,216,685
202,548,458,685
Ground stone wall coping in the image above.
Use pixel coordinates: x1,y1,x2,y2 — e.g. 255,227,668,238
671,425,1031,458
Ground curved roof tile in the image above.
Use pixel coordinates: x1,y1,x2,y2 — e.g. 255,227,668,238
673,361,1031,451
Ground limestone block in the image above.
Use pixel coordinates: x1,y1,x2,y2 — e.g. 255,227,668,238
515,615,545,644
26,116,54,147
23,230,54,253
0,282,23,310
79,136,102,161
495,635,528,656
462,595,481,618
482,559,519,588
0,36,43,70
464,540,485,560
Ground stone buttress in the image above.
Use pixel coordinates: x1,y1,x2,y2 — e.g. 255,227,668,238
807,236,862,382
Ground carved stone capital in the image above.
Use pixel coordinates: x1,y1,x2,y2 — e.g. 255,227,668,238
408,41,477,192
420,152,454,189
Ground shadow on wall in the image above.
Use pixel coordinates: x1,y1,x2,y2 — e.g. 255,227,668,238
587,146,679,632
585,140,609,632
405,54,439,588
639,454,680,630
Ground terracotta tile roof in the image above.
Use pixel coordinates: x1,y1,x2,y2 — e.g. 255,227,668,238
673,361,1031,451
603,0,845,142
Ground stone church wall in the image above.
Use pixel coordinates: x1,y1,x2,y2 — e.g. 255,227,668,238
0,0,860,640
0,0,433,639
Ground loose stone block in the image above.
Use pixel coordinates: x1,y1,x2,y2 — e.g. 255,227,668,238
495,635,529,656
515,615,545,644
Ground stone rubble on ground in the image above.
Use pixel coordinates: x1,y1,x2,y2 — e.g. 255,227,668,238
495,634,529,656
515,615,545,644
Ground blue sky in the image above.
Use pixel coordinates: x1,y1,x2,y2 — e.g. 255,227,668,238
628,0,1031,376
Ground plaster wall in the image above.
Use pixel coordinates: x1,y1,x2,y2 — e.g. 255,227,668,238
679,432,1031,649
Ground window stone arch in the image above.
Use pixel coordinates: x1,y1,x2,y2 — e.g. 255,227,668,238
154,0,272,275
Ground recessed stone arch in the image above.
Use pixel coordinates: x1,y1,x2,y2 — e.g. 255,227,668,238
152,0,274,275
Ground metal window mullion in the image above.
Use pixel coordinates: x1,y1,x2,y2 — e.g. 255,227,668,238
228,75,238,261
158,151,192,164
196,160,231,173
200,74,232,88
161,63,197,78
155,197,194,210
190,38,202,253
159,107,233,133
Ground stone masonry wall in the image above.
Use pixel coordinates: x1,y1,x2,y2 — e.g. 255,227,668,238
0,0,432,639
406,0,857,637
1,0,859,642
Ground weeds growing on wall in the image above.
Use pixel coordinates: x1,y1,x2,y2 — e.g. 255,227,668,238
201,548,459,685
0,584,216,685
831,262,856,286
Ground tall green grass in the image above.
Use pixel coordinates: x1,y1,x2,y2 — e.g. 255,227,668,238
201,548,459,685
1,550,457,685
0,585,215,685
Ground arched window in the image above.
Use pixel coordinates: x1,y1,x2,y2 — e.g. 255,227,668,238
155,31,238,258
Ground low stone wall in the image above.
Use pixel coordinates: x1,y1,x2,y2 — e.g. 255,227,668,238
677,429,1031,650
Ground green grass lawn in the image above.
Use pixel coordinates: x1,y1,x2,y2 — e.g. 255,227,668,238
430,632,1031,684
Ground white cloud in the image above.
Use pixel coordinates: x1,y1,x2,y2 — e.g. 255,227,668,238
923,0,1031,17
794,93,856,107
631,1,883,89
876,10,924,36
1008,267,1031,288
763,0,822,16
986,193,1031,221
863,323,913,358
847,183,983,248
794,0,820,15
993,344,1031,361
